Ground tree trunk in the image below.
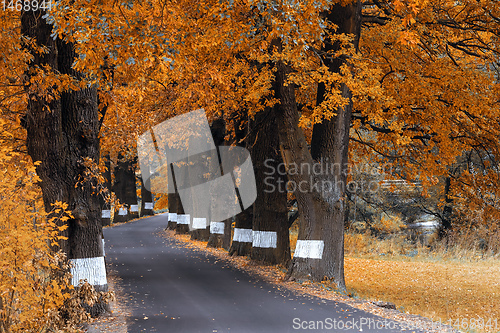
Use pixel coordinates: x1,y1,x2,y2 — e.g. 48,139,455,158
174,161,191,234
21,9,108,315
275,59,338,284
139,164,155,217
113,156,139,222
229,206,253,256
281,2,360,289
124,158,139,219
225,113,254,256
207,118,232,249
175,206,190,234
439,176,454,239
189,149,210,241
207,217,232,250
249,108,290,265
113,156,128,223
190,224,210,240
167,191,180,230
100,155,112,226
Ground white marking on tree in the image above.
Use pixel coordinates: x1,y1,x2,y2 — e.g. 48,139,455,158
118,207,127,216
70,256,107,286
192,217,207,229
252,230,277,248
293,240,324,259
144,202,154,210
233,228,252,243
101,210,111,219
168,213,178,222
210,222,225,235
130,204,139,212
177,214,190,225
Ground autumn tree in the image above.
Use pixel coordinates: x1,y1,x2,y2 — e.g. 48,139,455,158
21,7,109,315
113,154,139,222
228,112,254,256
207,117,233,249
248,106,290,265
139,164,155,217
351,0,500,238
99,155,113,226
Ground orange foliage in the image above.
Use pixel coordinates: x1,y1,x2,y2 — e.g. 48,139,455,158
0,120,76,332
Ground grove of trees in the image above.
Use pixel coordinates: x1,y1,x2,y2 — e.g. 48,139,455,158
1,0,500,328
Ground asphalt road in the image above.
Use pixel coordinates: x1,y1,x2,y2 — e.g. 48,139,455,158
103,214,422,333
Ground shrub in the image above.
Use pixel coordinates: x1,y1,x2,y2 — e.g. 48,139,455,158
0,129,98,332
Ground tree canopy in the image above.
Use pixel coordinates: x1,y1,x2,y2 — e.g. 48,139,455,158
1,0,500,287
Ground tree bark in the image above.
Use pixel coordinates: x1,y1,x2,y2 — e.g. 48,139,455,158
207,118,232,249
189,149,211,241
100,155,112,226
167,190,181,230
249,108,290,265
113,155,139,222
273,2,360,290
227,113,254,256
438,176,453,239
139,163,155,217
229,206,253,256
21,9,108,315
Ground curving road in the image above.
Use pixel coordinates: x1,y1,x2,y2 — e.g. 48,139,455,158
103,214,422,333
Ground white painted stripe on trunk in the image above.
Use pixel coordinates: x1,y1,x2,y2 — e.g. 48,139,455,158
118,207,127,216
252,230,277,248
130,204,139,212
144,202,154,210
233,228,252,243
192,217,207,229
101,210,111,219
70,256,107,286
293,240,324,259
177,214,190,225
102,238,106,257
168,213,178,222
210,222,225,235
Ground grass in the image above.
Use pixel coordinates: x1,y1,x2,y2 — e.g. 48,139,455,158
344,257,500,332
290,226,500,333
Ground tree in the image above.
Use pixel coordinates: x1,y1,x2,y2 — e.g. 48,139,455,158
274,2,359,287
21,7,108,315
351,0,500,234
207,118,233,249
99,155,113,226
167,189,182,230
113,155,139,222
249,107,290,265
139,170,155,217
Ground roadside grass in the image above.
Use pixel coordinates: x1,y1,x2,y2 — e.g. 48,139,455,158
344,257,500,333
290,224,500,333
